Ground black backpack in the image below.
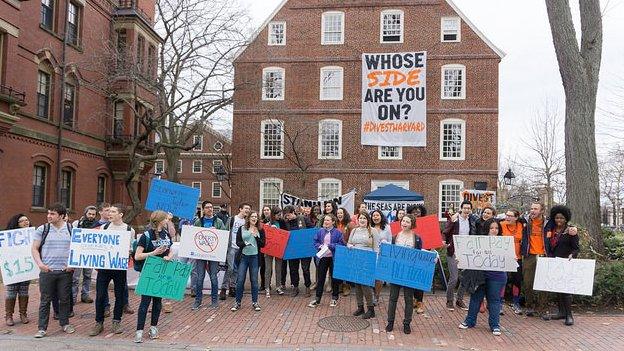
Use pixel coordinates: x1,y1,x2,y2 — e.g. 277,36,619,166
39,222,73,253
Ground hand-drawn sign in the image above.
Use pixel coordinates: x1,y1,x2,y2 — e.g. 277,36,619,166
194,229,219,253
178,225,228,262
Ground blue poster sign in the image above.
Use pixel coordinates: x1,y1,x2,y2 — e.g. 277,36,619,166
375,243,437,292
145,179,200,219
282,228,317,260
333,245,376,287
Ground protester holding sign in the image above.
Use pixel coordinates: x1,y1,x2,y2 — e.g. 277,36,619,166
371,210,392,305
459,219,507,336
308,214,345,308
231,211,265,312
501,209,525,315
282,205,314,297
263,206,286,297
336,208,354,296
220,203,250,301
520,202,549,317
407,204,428,314
348,212,380,319
71,206,97,306
3,214,32,326
133,210,173,343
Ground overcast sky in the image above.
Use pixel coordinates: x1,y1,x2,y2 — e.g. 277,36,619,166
237,0,624,165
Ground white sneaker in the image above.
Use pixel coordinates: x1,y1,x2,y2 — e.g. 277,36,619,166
252,302,261,311
134,330,143,343
265,289,271,298
492,328,502,336
148,326,159,339
459,322,470,329
329,299,338,307
34,330,46,338
308,300,320,308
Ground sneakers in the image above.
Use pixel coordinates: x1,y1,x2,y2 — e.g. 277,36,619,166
62,324,75,334
415,301,425,314
134,330,143,343
446,301,455,311
456,300,468,311
81,296,94,303
266,289,271,298
310,282,317,290
458,322,470,329
512,303,523,315
103,306,111,318
219,288,227,300
34,330,46,338
191,301,202,310
111,320,123,334
231,302,241,311
290,287,300,297
123,304,135,314
276,286,285,295
403,324,411,334
252,303,261,311
308,300,320,308
148,326,159,339
492,328,502,336
209,302,219,309
89,322,103,336
329,299,338,307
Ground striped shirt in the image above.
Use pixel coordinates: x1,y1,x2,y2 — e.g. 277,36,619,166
34,222,72,270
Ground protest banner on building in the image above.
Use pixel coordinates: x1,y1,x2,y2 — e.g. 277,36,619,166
280,190,355,214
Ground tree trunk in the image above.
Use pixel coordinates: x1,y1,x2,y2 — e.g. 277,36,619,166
124,178,143,223
164,148,181,183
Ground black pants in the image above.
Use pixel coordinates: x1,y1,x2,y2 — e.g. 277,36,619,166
95,269,127,323
281,259,288,286
415,289,424,302
38,271,72,330
52,291,73,315
137,295,162,331
388,284,415,325
315,257,340,301
288,257,311,288
258,252,266,289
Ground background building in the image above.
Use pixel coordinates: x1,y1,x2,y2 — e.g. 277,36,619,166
231,0,502,219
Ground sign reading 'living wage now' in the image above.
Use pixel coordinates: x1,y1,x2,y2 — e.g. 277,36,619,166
178,225,229,262
0,227,40,285
145,179,200,219
135,256,192,301
375,243,437,292
533,257,596,296
67,228,130,270
454,235,519,272
333,246,377,287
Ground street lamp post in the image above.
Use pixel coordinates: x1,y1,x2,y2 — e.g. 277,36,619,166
503,168,516,186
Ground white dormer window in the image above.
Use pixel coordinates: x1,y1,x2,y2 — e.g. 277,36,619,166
322,12,344,45
380,10,404,43
441,17,461,42
268,21,286,45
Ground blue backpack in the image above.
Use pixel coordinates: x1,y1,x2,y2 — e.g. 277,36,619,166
131,231,151,272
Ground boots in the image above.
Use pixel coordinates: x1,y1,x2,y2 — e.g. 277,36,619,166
18,296,29,324
362,306,375,319
353,305,365,316
563,295,574,326
5,298,16,326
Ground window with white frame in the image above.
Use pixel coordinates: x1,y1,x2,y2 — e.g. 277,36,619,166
442,64,466,99
212,182,222,198
320,67,344,100
378,146,403,160
260,178,283,209
192,181,202,197
177,160,182,173
318,178,341,200
268,21,286,45
261,120,284,159
380,10,404,43
212,159,223,173
318,119,342,159
192,160,202,173
439,180,463,219
441,17,461,42
321,11,344,45
262,67,285,100
213,141,223,151
440,119,466,160
193,134,203,151
154,160,165,174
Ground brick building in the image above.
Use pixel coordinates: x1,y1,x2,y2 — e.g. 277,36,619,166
231,0,503,219
0,0,160,225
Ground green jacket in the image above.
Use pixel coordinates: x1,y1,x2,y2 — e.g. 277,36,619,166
193,216,226,230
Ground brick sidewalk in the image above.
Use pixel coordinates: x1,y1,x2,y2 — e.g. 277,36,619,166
1,284,622,350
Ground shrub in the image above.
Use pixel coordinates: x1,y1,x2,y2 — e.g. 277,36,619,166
575,260,624,307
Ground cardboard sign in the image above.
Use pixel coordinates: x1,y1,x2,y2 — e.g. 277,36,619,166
454,235,519,272
67,228,131,270
178,225,229,262
461,190,497,214
145,179,200,219
333,245,376,287
389,215,443,249
260,226,290,258
283,228,317,260
361,51,427,147
533,257,596,296
0,227,40,285
135,256,192,300
375,243,437,292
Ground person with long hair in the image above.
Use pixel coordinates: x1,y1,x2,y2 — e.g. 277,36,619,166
371,210,391,304
258,206,272,292
231,211,266,312
312,201,340,291
394,209,406,223
407,204,429,314
348,212,379,319
336,208,354,296
308,214,345,308
501,209,524,314
264,206,285,297
4,214,32,326
134,210,174,343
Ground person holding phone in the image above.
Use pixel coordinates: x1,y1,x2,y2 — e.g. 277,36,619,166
231,211,266,312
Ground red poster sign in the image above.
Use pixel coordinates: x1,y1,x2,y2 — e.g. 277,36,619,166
389,215,443,250
261,225,290,259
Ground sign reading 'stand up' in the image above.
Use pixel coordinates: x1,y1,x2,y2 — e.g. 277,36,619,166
454,235,519,272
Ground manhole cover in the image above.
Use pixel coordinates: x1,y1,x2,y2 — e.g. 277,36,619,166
317,316,370,332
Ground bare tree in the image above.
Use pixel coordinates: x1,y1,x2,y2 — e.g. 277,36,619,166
599,145,624,226
545,0,604,253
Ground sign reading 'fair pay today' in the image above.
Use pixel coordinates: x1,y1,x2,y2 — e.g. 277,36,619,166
454,235,519,272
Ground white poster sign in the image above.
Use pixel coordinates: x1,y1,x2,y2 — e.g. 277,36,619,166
178,225,229,262
361,51,427,146
67,228,131,270
364,199,424,221
454,235,519,272
0,227,40,285
533,257,596,296
280,190,355,215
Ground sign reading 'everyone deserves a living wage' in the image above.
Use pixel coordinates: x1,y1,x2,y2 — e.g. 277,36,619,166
145,179,200,219
260,225,290,259
0,227,40,285
361,52,427,147
375,243,437,292
454,235,519,272
533,257,596,296
67,228,131,270
177,225,229,262
135,256,192,301
333,245,376,287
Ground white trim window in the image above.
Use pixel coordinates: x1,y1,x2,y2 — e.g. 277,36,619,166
212,159,223,173
154,160,165,174
192,160,202,173
213,141,223,151
318,119,342,159
441,17,461,42
262,67,285,101
193,134,203,151
439,180,464,219
440,119,466,160
212,182,222,198
321,11,344,45
318,178,342,200
268,21,286,45
260,178,283,209
441,64,466,99
378,146,403,160
380,10,404,43
177,160,182,173
192,181,202,197
260,120,284,159
320,66,344,101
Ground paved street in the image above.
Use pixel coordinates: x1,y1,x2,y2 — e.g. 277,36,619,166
1,283,622,351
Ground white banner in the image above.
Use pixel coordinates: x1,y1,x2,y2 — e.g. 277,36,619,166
67,228,131,270
280,190,355,215
361,51,427,146
0,227,40,285
178,225,229,262
533,257,596,296
454,235,519,272
364,199,424,221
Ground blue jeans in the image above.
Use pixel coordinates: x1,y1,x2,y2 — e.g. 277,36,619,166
194,260,220,304
464,277,507,330
178,257,198,291
235,254,259,304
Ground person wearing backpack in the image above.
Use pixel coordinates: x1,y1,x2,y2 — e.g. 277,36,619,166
133,210,173,343
89,204,135,336
219,203,251,301
31,203,75,338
